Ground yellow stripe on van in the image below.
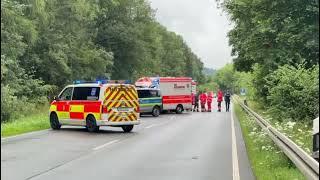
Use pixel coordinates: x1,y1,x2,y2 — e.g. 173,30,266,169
57,111,70,119
49,105,57,112
70,105,84,113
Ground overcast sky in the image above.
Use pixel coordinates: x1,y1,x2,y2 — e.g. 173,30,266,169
149,0,233,69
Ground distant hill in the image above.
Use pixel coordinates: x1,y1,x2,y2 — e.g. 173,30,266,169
203,67,216,76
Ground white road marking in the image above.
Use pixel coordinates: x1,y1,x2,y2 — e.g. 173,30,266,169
93,139,119,151
145,121,170,129
145,124,157,129
231,105,241,180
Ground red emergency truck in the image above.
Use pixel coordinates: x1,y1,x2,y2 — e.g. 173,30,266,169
135,77,192,114
160,77,192,114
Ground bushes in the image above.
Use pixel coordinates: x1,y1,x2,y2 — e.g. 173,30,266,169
265,64,319,122
1,81,53,123
214,62,319,123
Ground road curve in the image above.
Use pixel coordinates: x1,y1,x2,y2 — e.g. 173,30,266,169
1,102,254,180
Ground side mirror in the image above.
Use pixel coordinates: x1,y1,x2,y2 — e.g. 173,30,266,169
54,96,59,101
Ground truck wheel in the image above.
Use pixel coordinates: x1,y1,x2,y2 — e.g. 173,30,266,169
50,113,61,130
152,106,160,117
122,125,134,133
86,115,99,132
176,105,183,114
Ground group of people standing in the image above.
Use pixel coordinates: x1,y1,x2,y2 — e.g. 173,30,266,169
192,89,231,112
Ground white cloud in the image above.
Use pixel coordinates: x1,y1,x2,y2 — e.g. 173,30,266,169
149,0,233,69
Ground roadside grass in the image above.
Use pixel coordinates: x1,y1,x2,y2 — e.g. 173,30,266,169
236,95,313,154
1,110,49,137
234,103,306,180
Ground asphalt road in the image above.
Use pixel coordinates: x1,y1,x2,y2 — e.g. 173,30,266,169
1,102,254,180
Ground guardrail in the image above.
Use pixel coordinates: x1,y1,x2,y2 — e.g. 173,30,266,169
233,95,319,180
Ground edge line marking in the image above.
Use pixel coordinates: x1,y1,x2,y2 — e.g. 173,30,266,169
231,104,241,180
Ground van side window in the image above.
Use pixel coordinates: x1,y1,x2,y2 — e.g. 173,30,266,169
150,90,160,97
59,87,73,100
138,90,161,98
138,90,151,98
72,87,100,100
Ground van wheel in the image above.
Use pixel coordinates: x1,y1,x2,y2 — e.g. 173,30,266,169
122,125,134,133
86,115,99,132
50,113,61,130
176,105,183,114
152,106,160,117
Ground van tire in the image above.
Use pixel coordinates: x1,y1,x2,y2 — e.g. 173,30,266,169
152,106,160,117
86,115,99,132
176,105,183,114
122,125,134,133
50,113,61,130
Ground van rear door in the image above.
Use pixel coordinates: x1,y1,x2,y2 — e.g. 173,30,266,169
104,84,139,122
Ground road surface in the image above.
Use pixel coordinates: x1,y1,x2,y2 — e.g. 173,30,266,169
1,102,254,180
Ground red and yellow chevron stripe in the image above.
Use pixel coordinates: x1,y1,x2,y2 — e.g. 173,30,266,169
103,85,139,122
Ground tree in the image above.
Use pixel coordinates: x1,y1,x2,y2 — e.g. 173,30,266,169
213,63,235,91
222,0,319,72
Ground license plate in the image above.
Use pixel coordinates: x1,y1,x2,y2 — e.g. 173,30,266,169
117,107,130,112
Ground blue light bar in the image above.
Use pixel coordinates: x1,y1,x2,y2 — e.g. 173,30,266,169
73,79,131,84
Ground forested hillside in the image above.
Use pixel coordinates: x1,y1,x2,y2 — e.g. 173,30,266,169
1,0,205,121
202,67,216,76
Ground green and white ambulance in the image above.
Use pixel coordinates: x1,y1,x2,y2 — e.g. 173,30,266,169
137,88,162,117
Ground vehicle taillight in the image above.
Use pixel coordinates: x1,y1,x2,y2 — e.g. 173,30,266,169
136,106,140,113
102,106,108,113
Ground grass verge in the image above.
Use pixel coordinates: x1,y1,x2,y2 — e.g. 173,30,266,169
234,102,306,180
1,111,49,137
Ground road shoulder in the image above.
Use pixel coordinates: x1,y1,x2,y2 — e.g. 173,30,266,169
1,129,50,144
232,104,256,180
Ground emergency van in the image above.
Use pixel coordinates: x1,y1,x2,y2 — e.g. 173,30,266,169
135,77,192,114
49,80,140,133
137,88,162,117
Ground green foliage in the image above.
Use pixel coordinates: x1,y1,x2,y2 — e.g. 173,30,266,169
233,71,256,100
221,0,319,72
1,0,205,122
215,0,319,123
212,63,235,91
198,82,219,93
1,0,53,122
265,64,319,122
95,0,204,81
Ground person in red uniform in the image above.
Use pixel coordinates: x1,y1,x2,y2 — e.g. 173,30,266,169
200,91,207,112
217,89,224,112
207,91,213,112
